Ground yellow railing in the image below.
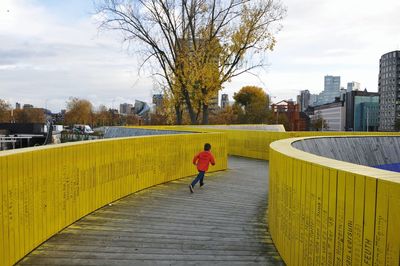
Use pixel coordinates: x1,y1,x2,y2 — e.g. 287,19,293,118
269,137,400,265
0,133,227,266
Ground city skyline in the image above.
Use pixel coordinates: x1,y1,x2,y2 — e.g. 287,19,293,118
1,0,400,112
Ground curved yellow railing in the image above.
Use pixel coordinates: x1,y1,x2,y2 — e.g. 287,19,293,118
269,136,400,266
0,133,227,266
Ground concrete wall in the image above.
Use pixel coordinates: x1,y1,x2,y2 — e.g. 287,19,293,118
103,127,189,138
292,136,400,167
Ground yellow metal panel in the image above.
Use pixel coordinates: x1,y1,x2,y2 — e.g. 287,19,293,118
320,168,330,266
373,180,389,266
8,154,18,263
362,176,376,266
0,156,7,266
298,161,307,266
32,150,40,248
286,157,293,264
17,153,27,259
314,166,323,266
335,171,346,265
386,181,400,265
292,159,302,266
326,169,337,266
352,173,365,265
308,163,316,265
343,172,355,265
302,162,311,266
25,152,34,254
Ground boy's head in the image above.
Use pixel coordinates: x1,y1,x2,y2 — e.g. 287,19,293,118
204,143,211,151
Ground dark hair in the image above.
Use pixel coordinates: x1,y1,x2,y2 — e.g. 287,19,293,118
204,143,211,151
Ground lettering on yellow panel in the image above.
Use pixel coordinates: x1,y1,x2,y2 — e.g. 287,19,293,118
352,174,365,265
362,177,376,266
373,180,388,266
344,172,355,266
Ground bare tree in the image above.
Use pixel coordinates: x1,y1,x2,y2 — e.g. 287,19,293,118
96,0,285,124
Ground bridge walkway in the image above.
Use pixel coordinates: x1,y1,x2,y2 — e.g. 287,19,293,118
18,157,283,265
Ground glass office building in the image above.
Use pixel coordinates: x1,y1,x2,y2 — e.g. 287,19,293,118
346,91,380,131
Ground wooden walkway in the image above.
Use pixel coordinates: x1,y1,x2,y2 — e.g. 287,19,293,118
18,157,283,265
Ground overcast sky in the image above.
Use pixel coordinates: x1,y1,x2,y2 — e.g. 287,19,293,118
1,0,400,112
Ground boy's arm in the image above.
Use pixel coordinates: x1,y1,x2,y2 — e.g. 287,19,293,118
193,153,199,165
210,153,215,165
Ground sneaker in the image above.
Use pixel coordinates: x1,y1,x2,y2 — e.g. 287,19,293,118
189,184,194,193
200,183,204,187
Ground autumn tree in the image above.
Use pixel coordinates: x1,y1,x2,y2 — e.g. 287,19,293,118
209,105,239,124
233,86,270,123
93,105,112,126
96,0,285,124
13,108,46,123
0,99,11,122
64,98,94,126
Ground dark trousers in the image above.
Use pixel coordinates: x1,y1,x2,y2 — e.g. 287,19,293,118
191,171,205,187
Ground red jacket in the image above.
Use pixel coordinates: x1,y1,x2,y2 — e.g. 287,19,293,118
193,151,215,172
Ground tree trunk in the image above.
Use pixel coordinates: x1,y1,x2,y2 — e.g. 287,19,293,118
182,88,198,124
175,105,182,125
202,103,209,125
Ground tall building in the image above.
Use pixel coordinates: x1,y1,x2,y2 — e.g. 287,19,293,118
315,75,341,105
309,94,318,106
120,103,133,115
208,92,219,114
15,102,21,110
297,90,311,112
221,94,229,109
325,75,340,92
345,90,379,131
347,81,361,92
379,50,400,131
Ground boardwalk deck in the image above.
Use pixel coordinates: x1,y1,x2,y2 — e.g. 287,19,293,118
18,156,283,265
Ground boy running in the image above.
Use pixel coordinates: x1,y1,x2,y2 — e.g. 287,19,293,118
189,143,215,193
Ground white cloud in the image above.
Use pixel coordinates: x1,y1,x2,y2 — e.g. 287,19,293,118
0,0,152,112
1,0,400,112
